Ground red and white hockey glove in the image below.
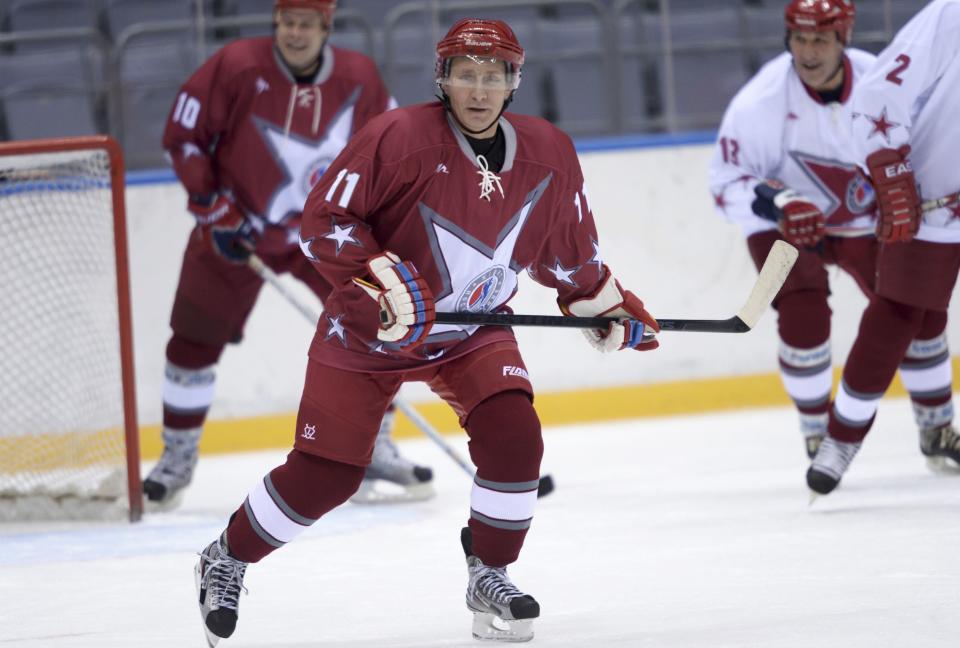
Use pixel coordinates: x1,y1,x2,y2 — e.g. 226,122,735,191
866,145,921,243
353,251,435,347
188,193,254,263
564,273,659,352
751,181,825,247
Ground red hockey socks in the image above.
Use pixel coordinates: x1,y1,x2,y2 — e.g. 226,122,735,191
830,297,925,442
226,449,365,563
162,334,224,430
775,290,833,433
464,390,544,568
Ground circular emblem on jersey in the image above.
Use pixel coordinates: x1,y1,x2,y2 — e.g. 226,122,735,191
845,173,876,214
457,266,506,313
303,157,334,194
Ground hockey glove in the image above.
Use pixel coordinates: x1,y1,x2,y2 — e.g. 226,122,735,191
353,251,435,347
752,181,825,248
866,145,921,243
189,193,255,263
565,272,659,352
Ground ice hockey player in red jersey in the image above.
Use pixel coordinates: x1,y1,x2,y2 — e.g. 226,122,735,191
193,17,659,645
807,0,960,496
145,0,434,510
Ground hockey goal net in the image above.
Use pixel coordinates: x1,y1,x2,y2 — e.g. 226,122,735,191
0,136,142,522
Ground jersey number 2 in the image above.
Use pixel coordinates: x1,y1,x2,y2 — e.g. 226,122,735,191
325,169,360,208
885,54,911,86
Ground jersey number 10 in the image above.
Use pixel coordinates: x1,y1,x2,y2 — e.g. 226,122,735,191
172,92,201,129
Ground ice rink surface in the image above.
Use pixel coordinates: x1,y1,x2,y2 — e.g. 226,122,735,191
2,398,958,648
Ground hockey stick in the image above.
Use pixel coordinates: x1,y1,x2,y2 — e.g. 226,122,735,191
246,253,556,498
922,192,959,213
436,240,798,333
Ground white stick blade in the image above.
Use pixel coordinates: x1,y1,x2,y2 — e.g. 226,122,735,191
735,240,799,329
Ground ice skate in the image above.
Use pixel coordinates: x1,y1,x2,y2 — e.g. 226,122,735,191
350,412,434,504
195,532,248,647
803,431,825,460
800,413,827,459
806,436,861,499
461,527,539,642
143,427,201,511
919,423,960,473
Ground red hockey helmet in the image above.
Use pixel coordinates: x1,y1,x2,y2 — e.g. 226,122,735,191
274,0,336,26
435,18,525,91
784,0,855,44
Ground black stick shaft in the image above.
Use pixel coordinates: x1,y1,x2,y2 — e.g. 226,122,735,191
434,312,750,334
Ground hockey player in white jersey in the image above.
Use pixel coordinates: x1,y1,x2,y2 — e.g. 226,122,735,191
807,0,960,495
709,0,954,463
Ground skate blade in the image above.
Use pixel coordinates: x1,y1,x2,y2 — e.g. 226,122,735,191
926,455,960,474
471,612,534,642
349,479,435,504
194,561,217,647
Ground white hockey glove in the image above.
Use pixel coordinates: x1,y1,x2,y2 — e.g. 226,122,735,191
353,251,435,347
564,272,659,352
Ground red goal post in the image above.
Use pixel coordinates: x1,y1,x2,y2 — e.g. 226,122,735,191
0,135,142,522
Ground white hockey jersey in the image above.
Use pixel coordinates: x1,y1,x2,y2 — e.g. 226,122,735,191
709,50,878,238
850,0,960,243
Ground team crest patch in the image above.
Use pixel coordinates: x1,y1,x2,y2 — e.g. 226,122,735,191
845,173,875,214
303,157,333,194
457,267,506,312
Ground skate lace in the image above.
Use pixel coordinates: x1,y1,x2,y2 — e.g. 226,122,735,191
939,426,960,451
814,438,860,478
149,446,195,481
476,155,504,202
471,564,523,604
201,551,248,611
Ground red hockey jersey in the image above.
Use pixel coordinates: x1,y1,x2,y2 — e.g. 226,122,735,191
300,102,608,371
162,37,392,249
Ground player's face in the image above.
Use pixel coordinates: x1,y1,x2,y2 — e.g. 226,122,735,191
443,56,512,138
275,9,329,75
788,30,845,91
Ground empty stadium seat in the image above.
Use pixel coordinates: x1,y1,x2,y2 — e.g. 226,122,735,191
103,0,196,42
114,41,200,168
538,16,614,134
6,0,100,34
2,86,101,139
651,5,752,129
0,44,105,139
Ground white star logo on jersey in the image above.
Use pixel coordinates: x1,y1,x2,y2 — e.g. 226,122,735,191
546,258,580,286
252,87,360,227
589,238,603,271
417,174,553,342
255,77,270,94
299,235,317,261
323,219,361,256
325,314,347,346
181,142,202,159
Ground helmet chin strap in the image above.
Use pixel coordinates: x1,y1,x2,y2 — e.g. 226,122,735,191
438,90,514,136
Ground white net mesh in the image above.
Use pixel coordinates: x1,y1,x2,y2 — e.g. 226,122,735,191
0,145,134,521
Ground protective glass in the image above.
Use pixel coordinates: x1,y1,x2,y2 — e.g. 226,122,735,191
438,56,520,91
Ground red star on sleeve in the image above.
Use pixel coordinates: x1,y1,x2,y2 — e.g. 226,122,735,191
864,106,900,145
713,189,728,213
